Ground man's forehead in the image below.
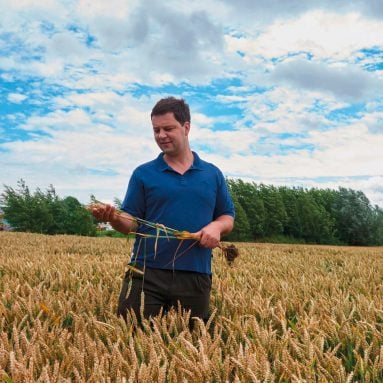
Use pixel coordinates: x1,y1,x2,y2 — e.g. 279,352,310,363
152,112,178,125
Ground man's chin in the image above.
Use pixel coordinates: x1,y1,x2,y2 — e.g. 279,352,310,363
160,146,174,154
161,149,178,157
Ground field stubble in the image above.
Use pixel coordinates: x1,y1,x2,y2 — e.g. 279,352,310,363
0,232,383,382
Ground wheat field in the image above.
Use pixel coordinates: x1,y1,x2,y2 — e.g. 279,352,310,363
0,232,383,382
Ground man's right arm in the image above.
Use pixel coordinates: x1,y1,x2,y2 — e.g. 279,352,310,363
91,204,138,235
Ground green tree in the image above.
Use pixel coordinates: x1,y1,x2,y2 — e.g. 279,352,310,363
60,196,96,236
280,186,303,239
332,188,374,245
297,190,335,243
228,179,265,240
226,192,251,241
1,180,96,236
259,184,287,237
1,180,52,233
227,181,382,245
371,206,383,245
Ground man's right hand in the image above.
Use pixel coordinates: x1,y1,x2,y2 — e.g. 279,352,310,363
91,203,116,223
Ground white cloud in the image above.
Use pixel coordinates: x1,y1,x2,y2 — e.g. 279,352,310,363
7,93,27,103
1,0,383,209
46,32,90,60
272,60,383,101
1,121,159,202
191,127,259,154
226,11,383,62
224,126,383,180
55,91,123,109
192,113,215,127
75,0,140,20
18,109,92,133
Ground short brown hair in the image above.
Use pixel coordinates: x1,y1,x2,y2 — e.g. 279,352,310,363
151,97,191,125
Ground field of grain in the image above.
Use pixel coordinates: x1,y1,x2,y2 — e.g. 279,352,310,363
0,232,383,382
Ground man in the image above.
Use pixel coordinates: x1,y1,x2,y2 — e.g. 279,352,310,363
92,97,235,323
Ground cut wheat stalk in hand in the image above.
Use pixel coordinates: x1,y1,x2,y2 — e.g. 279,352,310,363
87,198,239,265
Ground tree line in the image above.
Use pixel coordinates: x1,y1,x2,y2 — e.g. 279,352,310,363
1,180,96,236
1,179,382,245
226,179,383,246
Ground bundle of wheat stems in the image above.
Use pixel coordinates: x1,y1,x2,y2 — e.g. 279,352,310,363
88,199,239,266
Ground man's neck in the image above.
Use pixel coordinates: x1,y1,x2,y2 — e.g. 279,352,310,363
163,150,194,174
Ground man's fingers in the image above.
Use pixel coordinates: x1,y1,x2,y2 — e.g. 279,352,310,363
198,232,220,249
103,205,115,222
91,204,114,222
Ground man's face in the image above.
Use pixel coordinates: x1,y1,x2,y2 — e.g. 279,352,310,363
152,112,190,156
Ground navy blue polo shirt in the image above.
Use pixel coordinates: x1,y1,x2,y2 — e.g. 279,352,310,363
121,152,235,274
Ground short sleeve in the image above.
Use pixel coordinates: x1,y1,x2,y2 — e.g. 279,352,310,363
121,170,146,219
213,170,235,219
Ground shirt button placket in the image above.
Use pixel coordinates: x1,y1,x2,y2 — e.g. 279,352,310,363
180,176,187,186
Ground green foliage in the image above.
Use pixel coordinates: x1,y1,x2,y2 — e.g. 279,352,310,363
332,187,375,245
227,179,383,246
60,196,97,236
1,180,96,236
96,230,130,238
371,206,383,245
2,179,382,245
227,179,265,239
225,192,251,241
259,184,287,237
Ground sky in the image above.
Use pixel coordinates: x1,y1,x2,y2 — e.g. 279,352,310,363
1,0,383,208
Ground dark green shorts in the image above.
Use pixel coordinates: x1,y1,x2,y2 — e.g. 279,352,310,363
117,267,212,322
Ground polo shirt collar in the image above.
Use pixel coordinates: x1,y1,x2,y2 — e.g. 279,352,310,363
156,151,204,172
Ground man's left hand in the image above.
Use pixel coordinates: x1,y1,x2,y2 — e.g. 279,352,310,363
192,222,221,249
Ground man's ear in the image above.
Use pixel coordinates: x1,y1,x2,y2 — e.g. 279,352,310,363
184,121,191,135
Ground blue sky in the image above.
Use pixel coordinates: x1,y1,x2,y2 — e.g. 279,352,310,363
1,0,383,207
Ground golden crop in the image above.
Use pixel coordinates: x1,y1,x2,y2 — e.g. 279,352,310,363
0,232,383,382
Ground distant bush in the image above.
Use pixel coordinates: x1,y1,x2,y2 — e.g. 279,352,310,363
1,179,97,236
96,230,131,238
227,180,383,246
